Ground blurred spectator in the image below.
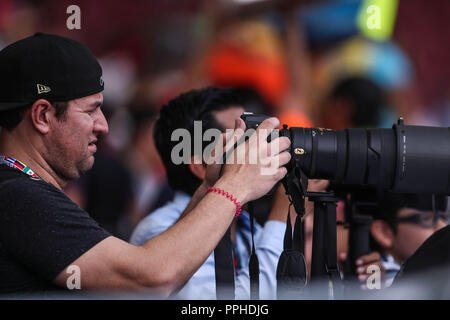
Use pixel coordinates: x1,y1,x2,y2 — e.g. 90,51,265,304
368,193,448,286
314,36,412,127
394,0,450,124
207,19,288,108
320,76,388,129
205,12,315,128
0,0,39,48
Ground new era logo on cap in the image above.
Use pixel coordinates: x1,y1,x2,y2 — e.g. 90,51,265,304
37,84,51,94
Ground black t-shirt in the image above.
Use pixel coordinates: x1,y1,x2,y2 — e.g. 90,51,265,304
0,164,111,297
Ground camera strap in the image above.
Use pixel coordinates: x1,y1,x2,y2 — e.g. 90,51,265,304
214,203,260,300
214,227,235,299
276,203,308,299
214,132,248,300
281,167,307,216
247,202,260,300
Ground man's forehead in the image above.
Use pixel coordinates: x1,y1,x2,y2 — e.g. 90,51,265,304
213,105,245,129
70,93,103,107
397,208,431,217
213,105,244,114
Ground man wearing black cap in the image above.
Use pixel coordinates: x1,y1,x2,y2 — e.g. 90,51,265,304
0,33,291,297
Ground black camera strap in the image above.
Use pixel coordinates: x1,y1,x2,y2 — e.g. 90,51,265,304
293,210,305,252
276,201,308,299
214,226,235,299
215,126,264,300
214,202,260,300
247,202,260,300
281,167,307,216
214,132,249,300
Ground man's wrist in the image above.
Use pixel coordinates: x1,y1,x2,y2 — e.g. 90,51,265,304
198,181,211,194
213,177,249,205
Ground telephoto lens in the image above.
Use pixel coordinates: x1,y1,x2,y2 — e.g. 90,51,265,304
283,118,450,195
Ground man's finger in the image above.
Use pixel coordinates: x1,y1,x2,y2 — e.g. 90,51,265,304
235,117,246,131
356,260,384,276
224,127,246,160
275,166,288,181
255,117,280,140
265,136,291,158
276,151,291,167
207,132,227,162
356,251,381,266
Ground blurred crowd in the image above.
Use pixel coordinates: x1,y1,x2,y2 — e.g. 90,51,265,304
1,0,449,296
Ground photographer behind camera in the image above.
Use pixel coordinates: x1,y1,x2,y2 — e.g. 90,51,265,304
130,87,294,299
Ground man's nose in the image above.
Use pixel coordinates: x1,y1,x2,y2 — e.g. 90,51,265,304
94,109,109,135
435,218,448,231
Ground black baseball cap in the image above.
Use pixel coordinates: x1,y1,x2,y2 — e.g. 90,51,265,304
0,32,104,111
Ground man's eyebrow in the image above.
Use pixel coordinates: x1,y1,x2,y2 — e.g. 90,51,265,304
90,100,103,108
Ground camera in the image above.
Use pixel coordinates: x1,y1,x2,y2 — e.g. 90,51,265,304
242,112,450,295
241,113,450,195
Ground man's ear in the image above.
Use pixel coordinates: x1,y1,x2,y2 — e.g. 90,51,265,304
370,220,395,250
30,99,53,134
189,155,206,180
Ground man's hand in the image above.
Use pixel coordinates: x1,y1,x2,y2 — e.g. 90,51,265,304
355,252,385,287
339,251,386,289
217,117,291,205
203,119,245,189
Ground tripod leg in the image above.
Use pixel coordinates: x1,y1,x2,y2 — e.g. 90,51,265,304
311,201,326,280
324,201,343,298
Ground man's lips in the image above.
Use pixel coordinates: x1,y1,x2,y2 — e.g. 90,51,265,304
88,140,98,151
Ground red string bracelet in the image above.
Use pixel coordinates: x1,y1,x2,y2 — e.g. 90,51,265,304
205,187,242,218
